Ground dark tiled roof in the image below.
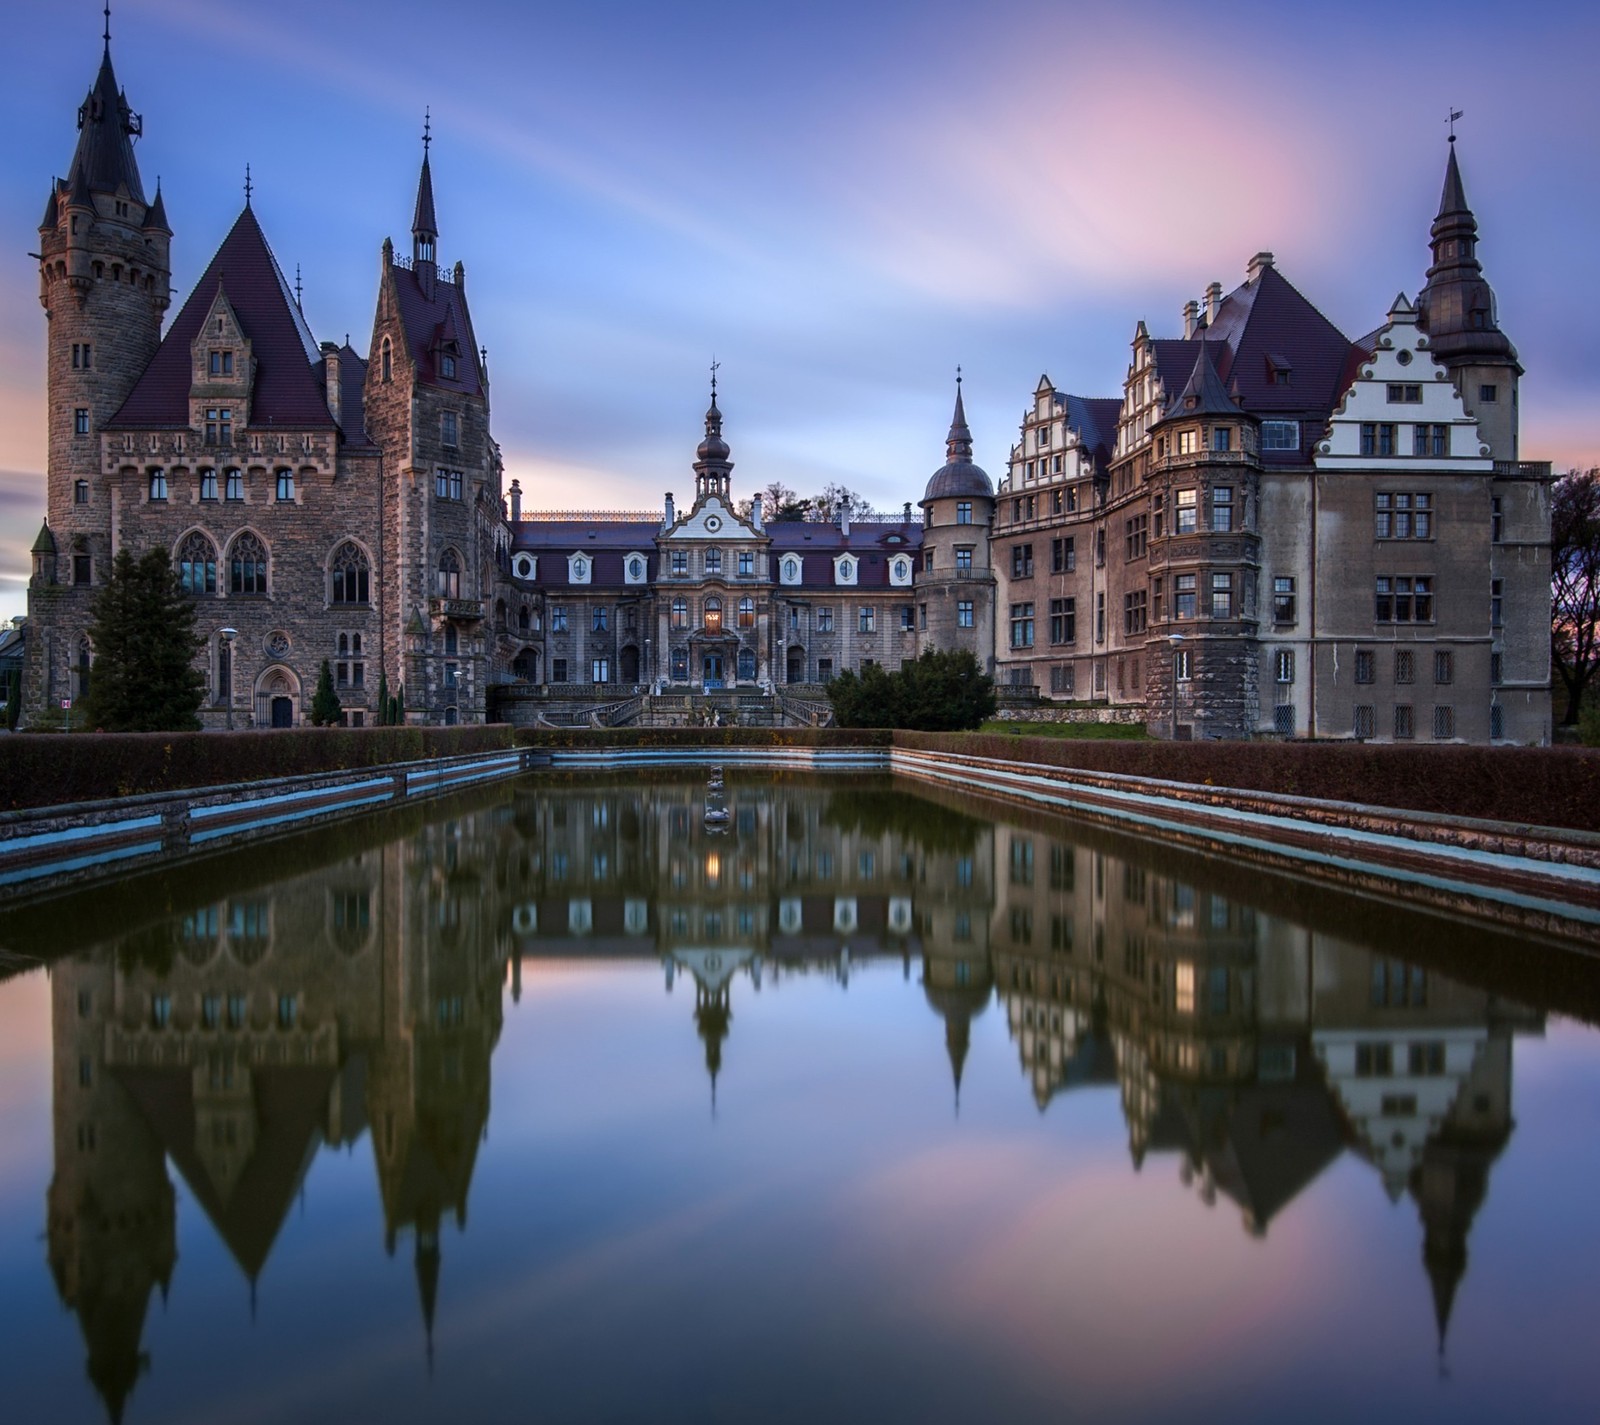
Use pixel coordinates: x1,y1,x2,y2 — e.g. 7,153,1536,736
511,522,660,588
769,521,922,589
1053,392,1122,467
107,205,334,430
65,48,146,204
144,182,170,233
924,385,992,501
314,343,375,449
392,264,483,397
1161,342,1241,421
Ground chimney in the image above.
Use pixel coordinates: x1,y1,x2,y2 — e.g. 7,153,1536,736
902,501,912,524
509,478,522,523
1182,300,1199,339
1247,251,1275,283
1205,282,1223,325
840,502,850,538
751,493,764,531
320,341,342,430
664,492,675,528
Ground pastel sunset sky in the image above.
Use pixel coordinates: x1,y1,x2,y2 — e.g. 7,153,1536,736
1,0,1596,622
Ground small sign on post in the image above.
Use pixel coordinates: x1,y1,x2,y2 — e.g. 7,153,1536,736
60,699,71,710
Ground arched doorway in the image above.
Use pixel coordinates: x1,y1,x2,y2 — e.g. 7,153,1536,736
620,645,640,683
786,645,805,684
255,665,300,729
512,645,540,682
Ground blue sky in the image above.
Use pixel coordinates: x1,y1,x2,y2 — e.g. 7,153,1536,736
2,0,1597,620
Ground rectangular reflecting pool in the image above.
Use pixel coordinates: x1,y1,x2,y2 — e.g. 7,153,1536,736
0,773,1595,1424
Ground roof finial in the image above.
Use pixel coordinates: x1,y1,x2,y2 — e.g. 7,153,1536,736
1447,107,1463,143
710,356,720,399
423,106,432,155
104,2,111,53
956,363,962,387
244,162,252,207
294,263,303,311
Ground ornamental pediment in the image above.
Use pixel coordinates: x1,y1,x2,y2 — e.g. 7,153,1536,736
661,494,760,541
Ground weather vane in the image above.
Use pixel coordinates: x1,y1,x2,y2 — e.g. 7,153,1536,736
1448,108,1463,142
244,163,252,206
294,263,303,310
423,107,432,154
710,357,720,396
103,3,111,49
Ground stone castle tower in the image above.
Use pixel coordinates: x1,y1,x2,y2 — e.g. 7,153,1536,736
31,27,171,715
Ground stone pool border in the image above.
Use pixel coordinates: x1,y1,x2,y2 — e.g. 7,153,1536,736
2,740,1596,946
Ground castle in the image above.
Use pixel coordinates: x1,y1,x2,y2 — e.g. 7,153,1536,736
26,22,1551,742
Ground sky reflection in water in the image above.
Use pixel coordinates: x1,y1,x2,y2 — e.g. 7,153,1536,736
0,774,1595,1425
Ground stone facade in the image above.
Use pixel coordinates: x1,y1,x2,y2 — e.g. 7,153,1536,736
990,151,1553,745
26,37,506,729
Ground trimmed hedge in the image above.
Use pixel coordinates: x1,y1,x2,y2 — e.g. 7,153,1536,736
0,725,515,812
512,727,894,751
894,732,1600,834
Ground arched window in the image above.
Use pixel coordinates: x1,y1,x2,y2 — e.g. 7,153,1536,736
436,549,461,599
738,596,755,629
518,604,530,631
338,633,350,657
331,541,370,604
381,337,393,383
178,531,218,595
670,597,688,630
230,532,268,595
148,468,167,502
704,597,722,633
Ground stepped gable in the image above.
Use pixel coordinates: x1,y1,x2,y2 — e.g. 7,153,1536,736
106,205,333,430
392,262,483,398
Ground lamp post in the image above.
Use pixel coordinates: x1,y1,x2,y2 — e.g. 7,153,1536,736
1167,632,1185,741
220,627,238,731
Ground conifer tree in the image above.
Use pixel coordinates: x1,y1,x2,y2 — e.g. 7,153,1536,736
84,548,204,732
375,669,390,726
310,659,342,726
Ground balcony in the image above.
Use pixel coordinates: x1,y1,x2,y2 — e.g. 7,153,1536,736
1493,461,1554,480
430,597,485,621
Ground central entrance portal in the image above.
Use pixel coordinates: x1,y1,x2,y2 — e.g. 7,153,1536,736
703,654,724,689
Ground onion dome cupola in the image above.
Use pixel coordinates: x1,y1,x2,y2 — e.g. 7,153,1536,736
923,375,993,505
1415,141,1519,369
692,369,734,501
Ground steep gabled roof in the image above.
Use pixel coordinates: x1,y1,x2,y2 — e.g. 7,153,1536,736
107,205,334,430
1058,392,1123,467
391,264,484,398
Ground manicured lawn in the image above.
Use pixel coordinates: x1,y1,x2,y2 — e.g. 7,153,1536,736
979,719,1149,740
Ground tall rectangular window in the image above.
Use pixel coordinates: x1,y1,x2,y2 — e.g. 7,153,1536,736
1211,487,1233,532
957,600,973,628
738,551,754,576
1123,589,1147,636
1009,603,1035,648
1275,650,1295,684
1210,572,1233,619
1175,573,1196,620
441,411,459,447
205,407,232,446
858,606,876,634
1491,497,1503,543
1354,704,1375,738
74,408,89,435
956,501,972,524
1176,489,1197,534
1394,704,1415,739
199,469,218,501
955,546,973,572
1050,597,1076,644
225,468,243,501
1432,705,1455,740
74,480,90,505
276,469,295,501
1011,544,1033,578
1272,576,1296,624
1434,650,1453,685
1125,514,1148,559
1491,578,1503,627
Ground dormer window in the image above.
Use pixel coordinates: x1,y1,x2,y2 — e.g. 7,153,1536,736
440,352,457,380
1266,353,1293,386
781,556,801,585
209,350,234,376
568,553,591,585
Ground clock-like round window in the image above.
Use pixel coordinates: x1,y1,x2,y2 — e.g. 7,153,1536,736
705,515,722,532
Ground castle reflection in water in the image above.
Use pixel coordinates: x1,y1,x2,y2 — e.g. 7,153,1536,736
38,778,1541,1420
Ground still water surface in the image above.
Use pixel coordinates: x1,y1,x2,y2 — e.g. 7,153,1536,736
0,774,1596,1424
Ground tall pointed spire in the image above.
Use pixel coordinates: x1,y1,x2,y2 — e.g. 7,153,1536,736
693,362,733,500
945,368,973,464
65,10,146,206
413,110,438,255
